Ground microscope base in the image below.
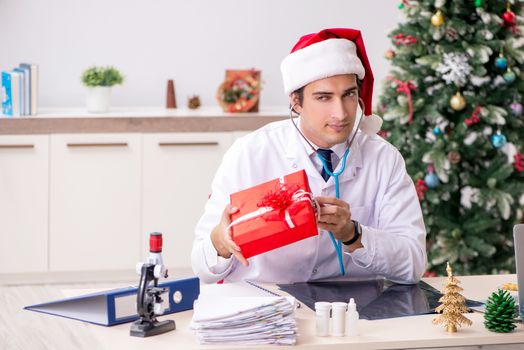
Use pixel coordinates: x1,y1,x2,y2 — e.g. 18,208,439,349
130,319,176,337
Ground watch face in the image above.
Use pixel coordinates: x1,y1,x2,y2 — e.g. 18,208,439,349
356,221,362,235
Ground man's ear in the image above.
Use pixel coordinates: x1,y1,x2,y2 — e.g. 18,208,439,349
290,93,302,114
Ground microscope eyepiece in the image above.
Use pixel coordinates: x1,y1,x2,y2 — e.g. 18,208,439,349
149,232,163,253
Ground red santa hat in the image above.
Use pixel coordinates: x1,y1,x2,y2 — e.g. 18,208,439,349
280,28,382,135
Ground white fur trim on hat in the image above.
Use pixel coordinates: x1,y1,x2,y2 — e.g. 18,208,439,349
280,38,365,95
360,114,383,135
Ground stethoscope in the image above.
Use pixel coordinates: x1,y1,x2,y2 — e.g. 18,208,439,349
289,98,365,276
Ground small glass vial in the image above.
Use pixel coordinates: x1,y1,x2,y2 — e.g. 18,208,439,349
331,302,347,336
314,301,331,337
346,298,359,336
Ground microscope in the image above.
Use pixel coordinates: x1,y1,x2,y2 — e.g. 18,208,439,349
130,232,176,337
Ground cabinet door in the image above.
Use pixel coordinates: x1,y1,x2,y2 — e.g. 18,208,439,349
0,135,49,273
49,134,141,271
142,133,233,269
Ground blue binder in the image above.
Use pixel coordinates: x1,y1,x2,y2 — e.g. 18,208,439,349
24,277,200,326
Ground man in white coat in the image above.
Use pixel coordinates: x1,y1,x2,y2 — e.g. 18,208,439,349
192,28,427,284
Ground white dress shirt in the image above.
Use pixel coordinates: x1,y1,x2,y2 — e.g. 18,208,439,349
191,118,427,284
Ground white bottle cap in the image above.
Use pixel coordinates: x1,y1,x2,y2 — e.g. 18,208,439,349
315,302,332,311
331,302,348,310
348,298,357,311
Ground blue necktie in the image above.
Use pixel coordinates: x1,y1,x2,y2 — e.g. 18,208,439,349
317,149,334,182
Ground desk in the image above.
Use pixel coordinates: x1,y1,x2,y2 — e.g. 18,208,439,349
1,274,524,349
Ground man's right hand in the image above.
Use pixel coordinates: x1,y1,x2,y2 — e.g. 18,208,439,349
210,205,249,266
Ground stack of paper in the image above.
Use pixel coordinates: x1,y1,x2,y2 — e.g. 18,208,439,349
190,296,297,346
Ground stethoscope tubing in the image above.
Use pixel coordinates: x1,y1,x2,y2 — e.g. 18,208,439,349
289,100,365,276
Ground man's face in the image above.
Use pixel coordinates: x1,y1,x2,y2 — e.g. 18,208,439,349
292,74,359,148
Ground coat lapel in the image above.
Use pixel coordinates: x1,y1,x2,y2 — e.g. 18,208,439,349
285,119,324,182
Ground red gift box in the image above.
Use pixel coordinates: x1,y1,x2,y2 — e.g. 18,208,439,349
229,170,318,259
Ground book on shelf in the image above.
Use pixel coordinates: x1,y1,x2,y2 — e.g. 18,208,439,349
15,65,31,115
20,63,38,115
1,71,21,117
1,63,38,117
13,68,27,115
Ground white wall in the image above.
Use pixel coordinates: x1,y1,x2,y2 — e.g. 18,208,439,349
0,0,399,109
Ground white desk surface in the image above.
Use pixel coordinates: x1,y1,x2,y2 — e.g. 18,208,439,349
2,274,524,350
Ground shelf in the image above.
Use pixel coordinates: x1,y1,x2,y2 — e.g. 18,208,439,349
0,106,289,134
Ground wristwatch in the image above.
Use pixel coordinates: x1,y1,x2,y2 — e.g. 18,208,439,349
343,220,362,246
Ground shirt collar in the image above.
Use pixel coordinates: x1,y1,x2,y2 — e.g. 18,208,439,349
296,117,354,160
285,118,364,179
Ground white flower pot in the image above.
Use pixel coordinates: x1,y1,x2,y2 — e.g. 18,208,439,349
86,86,112,113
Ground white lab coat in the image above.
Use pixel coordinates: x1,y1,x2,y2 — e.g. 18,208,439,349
191,118,427,284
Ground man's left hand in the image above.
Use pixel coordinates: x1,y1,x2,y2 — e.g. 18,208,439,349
315,196,355,242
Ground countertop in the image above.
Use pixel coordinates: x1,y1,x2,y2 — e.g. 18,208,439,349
0,107,289,134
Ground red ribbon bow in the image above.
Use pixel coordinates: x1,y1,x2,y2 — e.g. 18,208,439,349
257,183,305,222
393,33,418,46
514,153,524,172
465,106,482,126
387,76,417,124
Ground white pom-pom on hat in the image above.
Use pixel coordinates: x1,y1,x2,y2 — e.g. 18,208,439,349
360,114,383,135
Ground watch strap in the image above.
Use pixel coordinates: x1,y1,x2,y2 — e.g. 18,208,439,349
343,220,361,246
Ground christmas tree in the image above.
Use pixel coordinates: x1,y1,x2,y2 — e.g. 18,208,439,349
432,262,472,332
377,0,524,275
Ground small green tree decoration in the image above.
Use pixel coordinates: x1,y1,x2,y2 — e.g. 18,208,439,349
483,289,518,333
81,66,124,87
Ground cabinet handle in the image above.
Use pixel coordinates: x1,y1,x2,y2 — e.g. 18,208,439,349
0,144,35,149
67,142,128,148
158,142,219,147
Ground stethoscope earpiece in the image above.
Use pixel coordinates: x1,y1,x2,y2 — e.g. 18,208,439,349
290,103,300,116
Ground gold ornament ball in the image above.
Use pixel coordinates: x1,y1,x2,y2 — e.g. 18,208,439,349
450,92,466,111
431,10,444,27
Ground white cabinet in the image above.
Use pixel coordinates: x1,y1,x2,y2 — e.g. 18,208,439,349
142,133,233,269
49,134,142,271
0,135,49,273
0,131,237,275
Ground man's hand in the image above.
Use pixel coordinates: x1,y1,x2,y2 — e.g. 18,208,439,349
210,205,249,266
316,196,355,242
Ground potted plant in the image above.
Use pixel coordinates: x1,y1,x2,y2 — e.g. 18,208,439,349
81,66,124,113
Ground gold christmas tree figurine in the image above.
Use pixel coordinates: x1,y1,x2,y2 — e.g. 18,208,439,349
432,262,472,332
